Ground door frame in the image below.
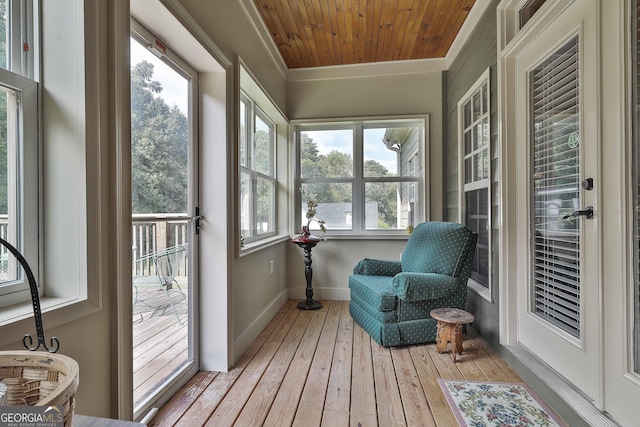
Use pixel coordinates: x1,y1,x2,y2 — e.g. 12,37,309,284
499,1,640,425
113,0,234,420
602,2,640,426
498,0,604,408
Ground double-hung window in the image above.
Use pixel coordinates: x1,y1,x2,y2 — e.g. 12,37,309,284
295,117,426,234
0,0,39,308
240,91,276,243
458,69,491,298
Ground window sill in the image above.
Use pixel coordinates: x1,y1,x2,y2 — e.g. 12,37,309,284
0,296,100,348
468,278,493,303
317,232,411,241
240,234,291,256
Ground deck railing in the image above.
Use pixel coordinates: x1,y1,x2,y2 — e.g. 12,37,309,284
0,215,189,278
132,215,189,277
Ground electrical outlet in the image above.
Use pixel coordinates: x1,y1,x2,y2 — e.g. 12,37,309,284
270,260,274,274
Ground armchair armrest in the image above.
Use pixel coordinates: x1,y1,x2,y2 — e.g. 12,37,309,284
392,272,458,301
353,258,402,276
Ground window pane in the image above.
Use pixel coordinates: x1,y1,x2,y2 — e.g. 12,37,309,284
131,38,189,215
240,99,247,167
255,114,272,176
0,86,17,283
482,82,488,115
256,177,274,234
464,130,472,153
465,188,489,287
464,100,472,127
520,0,547,28
473,91,482,122
475,153,483,181
473,123,481,150
300,182,352,231
365,182,409,230
300,129,353,178
364,127,420,178
363,181,419,230
364,128,398,177
481,117,489,147
240,171,252,238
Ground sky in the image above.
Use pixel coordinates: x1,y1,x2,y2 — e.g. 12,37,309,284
130,38,189,115
130,38,399,174
305,128,399,173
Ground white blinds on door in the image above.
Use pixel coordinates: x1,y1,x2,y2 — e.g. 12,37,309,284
530,36,581,338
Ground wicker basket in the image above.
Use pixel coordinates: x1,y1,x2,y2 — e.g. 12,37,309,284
0,350,79,426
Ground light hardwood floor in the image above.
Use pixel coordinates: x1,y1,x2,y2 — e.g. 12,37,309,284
148,299,527,426
133,286,188,406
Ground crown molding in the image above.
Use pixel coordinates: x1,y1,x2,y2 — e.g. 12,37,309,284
286,57,448,81
238,0,289,80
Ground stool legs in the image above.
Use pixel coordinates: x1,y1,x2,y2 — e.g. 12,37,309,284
435,320,465,362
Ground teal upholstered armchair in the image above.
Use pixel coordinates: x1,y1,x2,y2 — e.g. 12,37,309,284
348,222,478,347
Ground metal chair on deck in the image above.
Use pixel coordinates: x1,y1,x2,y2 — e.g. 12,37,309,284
133,243,188,324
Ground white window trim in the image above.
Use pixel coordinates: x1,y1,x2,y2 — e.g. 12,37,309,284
458,68,492,301
239,91,277,244
237,60,288,255
0,69,38,308
293,115,428,237
0,0,105,344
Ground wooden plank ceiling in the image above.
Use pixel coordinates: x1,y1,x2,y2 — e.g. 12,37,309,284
252,0,476,69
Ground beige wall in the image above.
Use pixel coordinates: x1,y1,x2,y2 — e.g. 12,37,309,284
178,0,288,112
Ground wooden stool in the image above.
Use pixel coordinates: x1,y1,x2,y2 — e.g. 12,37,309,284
430,308,474,362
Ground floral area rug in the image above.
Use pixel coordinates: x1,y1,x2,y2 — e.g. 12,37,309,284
437,379,567,427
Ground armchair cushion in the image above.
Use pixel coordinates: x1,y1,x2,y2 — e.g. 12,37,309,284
348,274,397,311
401,222,475,276
392,272,458,302
353,258,402,276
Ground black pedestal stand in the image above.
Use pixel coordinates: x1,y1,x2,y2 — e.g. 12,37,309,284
291,237,323,310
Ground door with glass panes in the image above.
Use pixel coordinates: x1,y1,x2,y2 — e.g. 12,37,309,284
130,20,199,419
513,0,602,405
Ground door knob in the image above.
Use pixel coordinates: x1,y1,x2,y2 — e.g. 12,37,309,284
193,207,204,234
563,206,593,220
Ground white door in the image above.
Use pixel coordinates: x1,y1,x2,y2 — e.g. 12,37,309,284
513,0,602,405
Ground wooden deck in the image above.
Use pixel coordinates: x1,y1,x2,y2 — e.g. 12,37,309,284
148,299,527,427
133,285,188,406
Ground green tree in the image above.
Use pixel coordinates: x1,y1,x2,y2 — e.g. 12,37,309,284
300,133,324,179
131,60,188,214
365,160,397,227
299,132,399,228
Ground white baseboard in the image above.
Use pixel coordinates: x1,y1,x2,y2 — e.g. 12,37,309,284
499,343,620,427
287,286,351,301
232,289,288,363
